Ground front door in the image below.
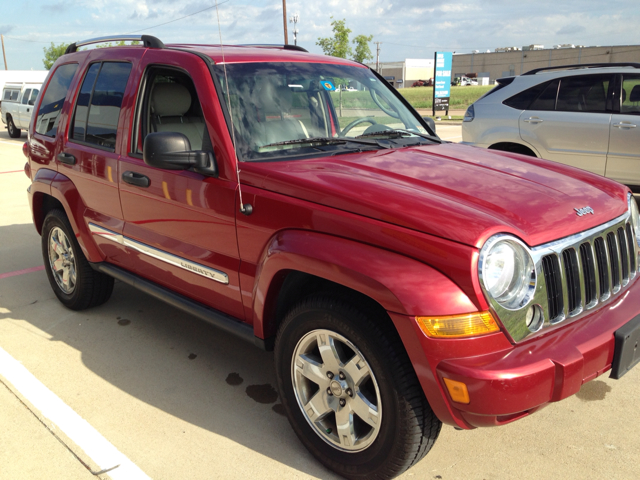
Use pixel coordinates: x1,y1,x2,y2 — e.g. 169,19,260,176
117,51,244,320
606,73,640,187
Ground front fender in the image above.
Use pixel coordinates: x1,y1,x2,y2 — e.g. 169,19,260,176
252,230,478,339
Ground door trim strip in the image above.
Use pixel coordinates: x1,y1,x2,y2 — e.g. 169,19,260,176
88,223,229,285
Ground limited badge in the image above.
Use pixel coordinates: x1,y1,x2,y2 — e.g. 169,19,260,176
321,80,335,91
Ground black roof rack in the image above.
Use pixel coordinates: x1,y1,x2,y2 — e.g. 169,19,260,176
236,44,309,53
65,35,165,54
522,62,640,75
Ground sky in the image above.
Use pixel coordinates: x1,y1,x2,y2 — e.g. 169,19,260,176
1,0,639,71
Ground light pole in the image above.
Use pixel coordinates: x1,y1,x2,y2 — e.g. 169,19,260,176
282,0,288,45
289,14,299,46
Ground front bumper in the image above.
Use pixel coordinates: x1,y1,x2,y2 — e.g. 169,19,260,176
391,275,640,429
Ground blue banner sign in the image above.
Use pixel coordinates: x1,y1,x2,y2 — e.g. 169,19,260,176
433,51,452,113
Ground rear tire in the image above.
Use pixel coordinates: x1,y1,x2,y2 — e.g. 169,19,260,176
7,116,21,138
42,209,114,310
274,295,441,479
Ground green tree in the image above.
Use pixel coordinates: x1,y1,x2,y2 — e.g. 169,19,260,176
352,34,373,63
42,42,68,70
316,18,352,59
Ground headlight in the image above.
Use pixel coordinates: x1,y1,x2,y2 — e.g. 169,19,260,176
629,194,640,248
479,235,536,310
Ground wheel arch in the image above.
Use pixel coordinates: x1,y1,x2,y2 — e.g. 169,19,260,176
30,169,104,263
488,141,538,157
253,230,478,345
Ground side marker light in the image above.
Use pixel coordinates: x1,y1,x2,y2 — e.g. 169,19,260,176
443,378,470,404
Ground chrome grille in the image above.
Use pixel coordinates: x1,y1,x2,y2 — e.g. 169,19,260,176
540,217,637,324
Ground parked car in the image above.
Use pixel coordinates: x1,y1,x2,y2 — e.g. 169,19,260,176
462,63,640,190
1,82,42,138
412,79,433,87
459,76,477,86
25,36,640,480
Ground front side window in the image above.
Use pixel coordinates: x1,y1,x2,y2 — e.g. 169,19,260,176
134,66,207,155
621,74,640,115
214,62,432,161
35,63,79,137
70,62,132,150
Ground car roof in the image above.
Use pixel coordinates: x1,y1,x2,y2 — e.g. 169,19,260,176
167,44,365,67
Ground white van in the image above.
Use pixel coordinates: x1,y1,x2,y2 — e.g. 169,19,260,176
1,82,43,138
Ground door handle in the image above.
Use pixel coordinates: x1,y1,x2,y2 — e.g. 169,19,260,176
122,171,150,188
26,108,30,113
523,117,544,124
613,122,637,129
56,152,76,165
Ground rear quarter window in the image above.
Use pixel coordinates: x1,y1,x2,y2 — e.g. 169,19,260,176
503,80,551,110
35,63,79,137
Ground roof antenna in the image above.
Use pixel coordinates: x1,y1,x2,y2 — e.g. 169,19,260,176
214,0,253,215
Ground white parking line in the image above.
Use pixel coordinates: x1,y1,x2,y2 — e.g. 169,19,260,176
0,140,22,147
0,347,151,480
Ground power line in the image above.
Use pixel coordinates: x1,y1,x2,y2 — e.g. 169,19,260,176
3,0,234,45
127,0,233,34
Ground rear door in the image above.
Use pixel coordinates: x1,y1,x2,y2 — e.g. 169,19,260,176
18,87,40,128
606,73,640,187
59,50,143,258
519,74,614,175
17,88,31,128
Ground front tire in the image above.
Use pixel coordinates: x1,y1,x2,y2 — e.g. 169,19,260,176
275,295,441,479
7,116,21,138
42,209,114,310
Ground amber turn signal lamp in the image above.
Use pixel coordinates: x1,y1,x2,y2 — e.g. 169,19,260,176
443,378,470,404
416,311,500,338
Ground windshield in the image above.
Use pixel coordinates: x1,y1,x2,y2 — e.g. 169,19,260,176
214,62,431,161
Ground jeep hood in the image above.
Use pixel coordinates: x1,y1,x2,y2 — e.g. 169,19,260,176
240,143,629,248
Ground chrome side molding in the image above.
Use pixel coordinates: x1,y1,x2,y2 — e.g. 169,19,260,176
89,223,229,285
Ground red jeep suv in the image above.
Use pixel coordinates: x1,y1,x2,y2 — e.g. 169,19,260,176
24,35,640,479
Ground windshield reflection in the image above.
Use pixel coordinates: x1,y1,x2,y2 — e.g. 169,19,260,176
214,62,429,161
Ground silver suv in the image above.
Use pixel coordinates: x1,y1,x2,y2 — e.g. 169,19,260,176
462,63,640,191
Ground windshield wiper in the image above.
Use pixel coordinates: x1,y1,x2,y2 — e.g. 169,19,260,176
356,129,442,144
261,136,384,148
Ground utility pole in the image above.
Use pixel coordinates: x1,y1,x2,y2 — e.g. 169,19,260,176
1,35,7,70
282,0,288,45
374,41,382,71
289,14,299,46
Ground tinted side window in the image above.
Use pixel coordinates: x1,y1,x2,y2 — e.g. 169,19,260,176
556,74,612,113
71,63,101,142
71,62,132,150
21,89,32,105
503,81,549,110
10,90,19,101
29,89,39,105
35,63,79,137
621,74,640,115
529,80,559,111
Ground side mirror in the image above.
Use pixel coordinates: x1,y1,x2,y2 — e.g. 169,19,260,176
143,132,217,177
29,100,36,106
422,116,436,135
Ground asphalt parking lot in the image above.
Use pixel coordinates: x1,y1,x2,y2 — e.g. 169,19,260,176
1,127,639,480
